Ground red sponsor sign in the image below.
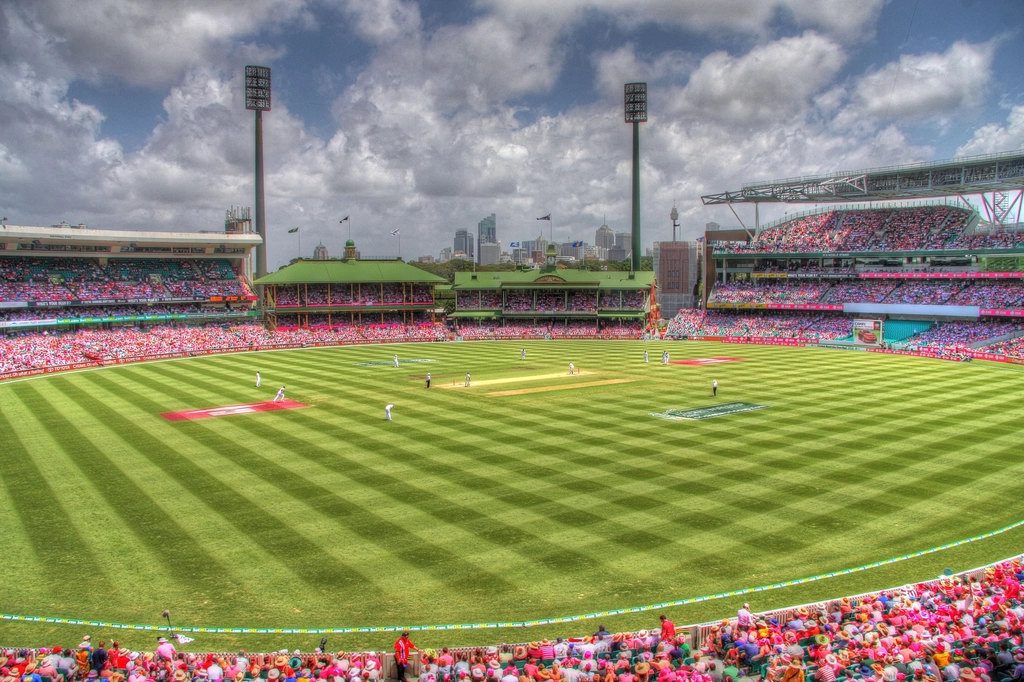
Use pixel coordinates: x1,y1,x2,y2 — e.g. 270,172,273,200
672,357,744,366
859,271,1023,280
766,303,844,311
969,351,1024,365
721,336,816,346
869,348,964,362
979,308,1024,317
162,399,308,421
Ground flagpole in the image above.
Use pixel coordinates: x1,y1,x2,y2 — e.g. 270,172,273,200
297,229,301,259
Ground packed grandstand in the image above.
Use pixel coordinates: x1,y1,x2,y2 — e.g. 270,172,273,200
3,556,1023,682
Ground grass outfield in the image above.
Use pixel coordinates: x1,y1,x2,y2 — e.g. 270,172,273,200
1,340,1024,650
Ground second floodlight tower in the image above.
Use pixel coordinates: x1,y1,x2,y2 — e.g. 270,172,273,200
245,65,271,280
625,82,647,272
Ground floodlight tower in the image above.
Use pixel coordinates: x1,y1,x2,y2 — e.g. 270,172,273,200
245,65,271,280
625,83,647,271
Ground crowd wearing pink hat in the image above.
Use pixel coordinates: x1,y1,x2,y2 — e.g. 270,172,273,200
6,560,1024,682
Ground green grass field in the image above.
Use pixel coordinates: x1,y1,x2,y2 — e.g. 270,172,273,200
2,340,1024,651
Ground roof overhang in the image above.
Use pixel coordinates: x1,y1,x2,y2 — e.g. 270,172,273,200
0,224,263,246
702,151,1024,205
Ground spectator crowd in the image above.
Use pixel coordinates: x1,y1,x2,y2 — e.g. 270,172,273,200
711,206,1004,255
4,558,1024,682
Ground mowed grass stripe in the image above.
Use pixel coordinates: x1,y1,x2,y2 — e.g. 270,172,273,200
0,405,112,595
11,380,243,598
238,409,633,587
4,340,1024,639
104,360,545,602
80,369,391,594
75,371,383,594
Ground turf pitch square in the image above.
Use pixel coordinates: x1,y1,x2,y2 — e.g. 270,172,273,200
1,339,1023,648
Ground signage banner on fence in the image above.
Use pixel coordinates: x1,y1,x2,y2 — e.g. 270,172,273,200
860,271,1022,280
721,336,816,346
979,308,1024,317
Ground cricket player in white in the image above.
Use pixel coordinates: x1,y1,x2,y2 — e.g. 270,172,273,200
465,372,471,387
643,351,648,363
273,386,286,402
393,354,399,368
521,348,526,360
385,404,394,420
255,371,261,387
568,362,575,375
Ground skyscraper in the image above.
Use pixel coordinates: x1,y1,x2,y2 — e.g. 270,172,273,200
478,213,496,244
454,229,474,260
595,223,614,249
478,213,496,264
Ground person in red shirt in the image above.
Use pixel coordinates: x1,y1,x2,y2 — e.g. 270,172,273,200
395,631,417,682
659,615,676,643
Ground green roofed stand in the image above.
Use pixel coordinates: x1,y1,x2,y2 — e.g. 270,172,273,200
254,243,448,328
451,260,655,330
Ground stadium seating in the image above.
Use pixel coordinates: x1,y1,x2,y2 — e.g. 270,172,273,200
712,205,1012,254
0,257,252,303
708,278,1024,308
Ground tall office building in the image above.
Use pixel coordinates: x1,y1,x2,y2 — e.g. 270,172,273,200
454,229,474,260
478,213,496,264
595,223,615,249
478,213,496,244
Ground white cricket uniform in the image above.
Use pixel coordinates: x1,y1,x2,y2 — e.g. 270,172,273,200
385,404,394,420
569,362,575,375
644,351,648,363
465,373,471,387
393,355,399,368
256,372,261,387
274,387,286,402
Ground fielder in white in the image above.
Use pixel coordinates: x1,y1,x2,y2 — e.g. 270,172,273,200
393,354,399,368
385,404,394,420
255,371,261,387
273,386,286,402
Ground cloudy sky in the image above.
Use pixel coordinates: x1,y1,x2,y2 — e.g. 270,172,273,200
0,0,1022,268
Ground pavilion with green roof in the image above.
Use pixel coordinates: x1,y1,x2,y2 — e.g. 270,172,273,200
451,245,655,329
254,240,447,328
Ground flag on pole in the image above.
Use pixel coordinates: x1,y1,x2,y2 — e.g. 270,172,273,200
509,241,520,248
339,216,349,223
572,241,583,247
536,214,551,221
696,236,705,242
391,228,400,236
288,227,299,233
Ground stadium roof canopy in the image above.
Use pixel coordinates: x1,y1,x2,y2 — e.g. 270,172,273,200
701,151,1024,205
453,269,654,290
255,258,447,284
0,223,263,247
